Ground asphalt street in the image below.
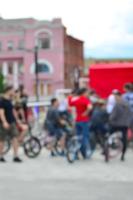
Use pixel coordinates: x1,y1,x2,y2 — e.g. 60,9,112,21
0,149,133,200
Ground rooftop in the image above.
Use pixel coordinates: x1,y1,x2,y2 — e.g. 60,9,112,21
0,17,63,30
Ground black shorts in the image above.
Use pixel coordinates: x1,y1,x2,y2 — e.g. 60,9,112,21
0,123,19,141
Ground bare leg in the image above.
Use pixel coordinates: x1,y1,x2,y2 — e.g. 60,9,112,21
59,135,66,151
0,140,4,157
18,124,28,143
11,137,20,158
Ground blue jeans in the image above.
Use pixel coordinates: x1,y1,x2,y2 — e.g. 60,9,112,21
76,122,90,158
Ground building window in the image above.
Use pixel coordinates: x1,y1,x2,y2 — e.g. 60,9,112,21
37,32,51,49
7,41,14,51
18,62,24,74
38,38,50,49
31,60,53,74
47,83,52,95
40,81,44,96
18,40,24,50
0,42,2,51
8,62,13,75
33,82,37,96
37,63,50,73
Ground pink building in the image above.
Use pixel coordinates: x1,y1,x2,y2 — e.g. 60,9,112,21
0,17,84,99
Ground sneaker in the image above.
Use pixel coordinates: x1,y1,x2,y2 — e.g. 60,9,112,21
50,151,57,157
0,157,6,162
13,157,23,163
121,155,125,162
59,151,65,157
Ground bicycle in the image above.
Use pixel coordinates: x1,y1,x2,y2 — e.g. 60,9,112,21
3,124,41,158
88,124,124,163
55,124,92,164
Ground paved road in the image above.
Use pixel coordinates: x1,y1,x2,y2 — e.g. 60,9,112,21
0,149,133,200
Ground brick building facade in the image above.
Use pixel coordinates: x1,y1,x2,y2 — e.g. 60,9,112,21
0,17,84,98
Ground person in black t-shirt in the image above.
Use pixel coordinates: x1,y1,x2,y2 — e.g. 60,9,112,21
0,85,22,162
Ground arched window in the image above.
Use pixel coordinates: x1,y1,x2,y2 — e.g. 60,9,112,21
37,63,50,73
30,60,53,74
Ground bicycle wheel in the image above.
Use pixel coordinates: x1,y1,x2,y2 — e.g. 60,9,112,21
23,137,42,158
55,140,64,155
3,139,11,155
66,150,76,163
104,134,123,162
66,137,81,163
108,137,123,159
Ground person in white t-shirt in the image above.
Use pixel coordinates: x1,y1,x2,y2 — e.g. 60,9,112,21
106,89,120,114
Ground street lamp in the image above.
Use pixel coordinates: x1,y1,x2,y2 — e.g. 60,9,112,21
20,46,40,102
34,46,39,101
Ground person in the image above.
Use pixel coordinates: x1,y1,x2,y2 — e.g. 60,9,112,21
89,90,99,104
0,85,22,162
123,83,133,132
90,99,109,151
19,85,28,121
14,90,28,143
123,83,133,112
58,94,72,124
45,98,69,156
106,89,119,114
90,99,109,135
109,92,132,161
69,88,92,159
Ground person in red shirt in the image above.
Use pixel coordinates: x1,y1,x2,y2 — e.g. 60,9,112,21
69,88,92,158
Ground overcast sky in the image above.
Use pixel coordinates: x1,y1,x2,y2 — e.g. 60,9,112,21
0,0,133,58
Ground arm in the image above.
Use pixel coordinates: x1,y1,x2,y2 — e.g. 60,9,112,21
13,109,22,124
68,96,78,107
0,108,10,129
19,108,26,122
82,104,93,116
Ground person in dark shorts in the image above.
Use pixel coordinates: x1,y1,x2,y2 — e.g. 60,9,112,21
45,98,69,156
0,85,22,162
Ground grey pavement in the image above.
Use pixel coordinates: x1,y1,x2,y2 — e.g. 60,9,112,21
0,149,133,200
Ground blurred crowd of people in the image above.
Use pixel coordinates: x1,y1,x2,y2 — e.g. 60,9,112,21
0,81,133,163
45,82,133,161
